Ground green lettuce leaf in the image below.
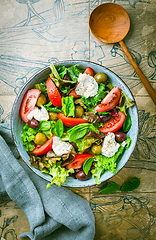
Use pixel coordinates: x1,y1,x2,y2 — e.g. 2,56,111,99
21,124,38,151
62,96,75,117
56,64,83,81
45,162,74,187
81,83,107,110
43,102,62,112
91,137,131,184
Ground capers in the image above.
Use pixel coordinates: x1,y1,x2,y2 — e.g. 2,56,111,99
75,105,84,118
36,94,47,107
91,144,102,155
49,112,58,121
34,133,47,145
94,72,107,84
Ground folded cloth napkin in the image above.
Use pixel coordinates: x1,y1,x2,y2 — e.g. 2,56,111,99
0,121,95,240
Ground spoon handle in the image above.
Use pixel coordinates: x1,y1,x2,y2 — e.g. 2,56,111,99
119,40,156,105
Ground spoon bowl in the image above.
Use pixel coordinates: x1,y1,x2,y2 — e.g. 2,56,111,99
89,3,130,43
89,3,156,105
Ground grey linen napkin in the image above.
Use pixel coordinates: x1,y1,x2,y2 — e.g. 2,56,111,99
0,121,95,240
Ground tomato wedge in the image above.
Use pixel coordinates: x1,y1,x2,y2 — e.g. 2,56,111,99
32,135,54,155
47,77,62,107
99,111,126,134
20,89,41,123
66,153,94,170
58,113,88,127
84,67,94,76
69,89,81,98
95,87,121,112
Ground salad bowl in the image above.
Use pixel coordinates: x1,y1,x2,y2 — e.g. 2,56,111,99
11,60,138,187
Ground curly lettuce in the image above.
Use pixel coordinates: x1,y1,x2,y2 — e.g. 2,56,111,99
45,162,74,188
91,137,131,184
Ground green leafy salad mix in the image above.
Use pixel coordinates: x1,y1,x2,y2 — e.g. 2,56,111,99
20,63,135,187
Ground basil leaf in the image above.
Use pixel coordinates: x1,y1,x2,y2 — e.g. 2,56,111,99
99,182,121,194
67,123,99,142
121,177,140,192
53,119,64,138
83,157,94,175
123,112,132,132
39,120,51,131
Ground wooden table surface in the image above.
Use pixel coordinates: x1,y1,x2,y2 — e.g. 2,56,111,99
0,0,156,239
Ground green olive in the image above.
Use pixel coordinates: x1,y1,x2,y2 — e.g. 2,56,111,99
34,133,47,145
91,144,102,155
94,72,107,84
75,105,84,118
49,112,58,121
36,94,47,107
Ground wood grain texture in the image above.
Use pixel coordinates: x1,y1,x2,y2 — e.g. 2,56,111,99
0,0,156,239
89,3,156,105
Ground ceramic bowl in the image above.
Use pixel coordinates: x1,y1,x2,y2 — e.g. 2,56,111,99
11,60,139,187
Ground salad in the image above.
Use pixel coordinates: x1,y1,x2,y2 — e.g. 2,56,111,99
20,63,135,187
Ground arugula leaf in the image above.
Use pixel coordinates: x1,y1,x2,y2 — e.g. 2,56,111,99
53,119,64,138
123,113,132,132
83,157,94,175
67,123,99,142
56,64,83,81
62,96,75,117
99,182,121,194
119,92,135,109
106,82,114,90
116,105,127,115
34,83,47,97
50,63,60,79
121,177,140,192
56,66,68,79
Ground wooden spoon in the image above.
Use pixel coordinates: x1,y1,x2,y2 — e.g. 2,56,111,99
89,3,156,105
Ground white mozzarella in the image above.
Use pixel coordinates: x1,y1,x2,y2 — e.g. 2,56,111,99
27,106,49,121
52,136,73,156
102,132,120,157
75,73,98,98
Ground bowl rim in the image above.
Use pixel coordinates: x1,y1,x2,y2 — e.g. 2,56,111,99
11,60,139,187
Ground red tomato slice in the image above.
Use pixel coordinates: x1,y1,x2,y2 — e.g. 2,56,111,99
66,153,94,170
20,89,41,123
84,67,94,76
47,77,62,107
32,135,54,155
58,113,88,127
95,87,121,112
99,111,126,134
69,89,81,98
